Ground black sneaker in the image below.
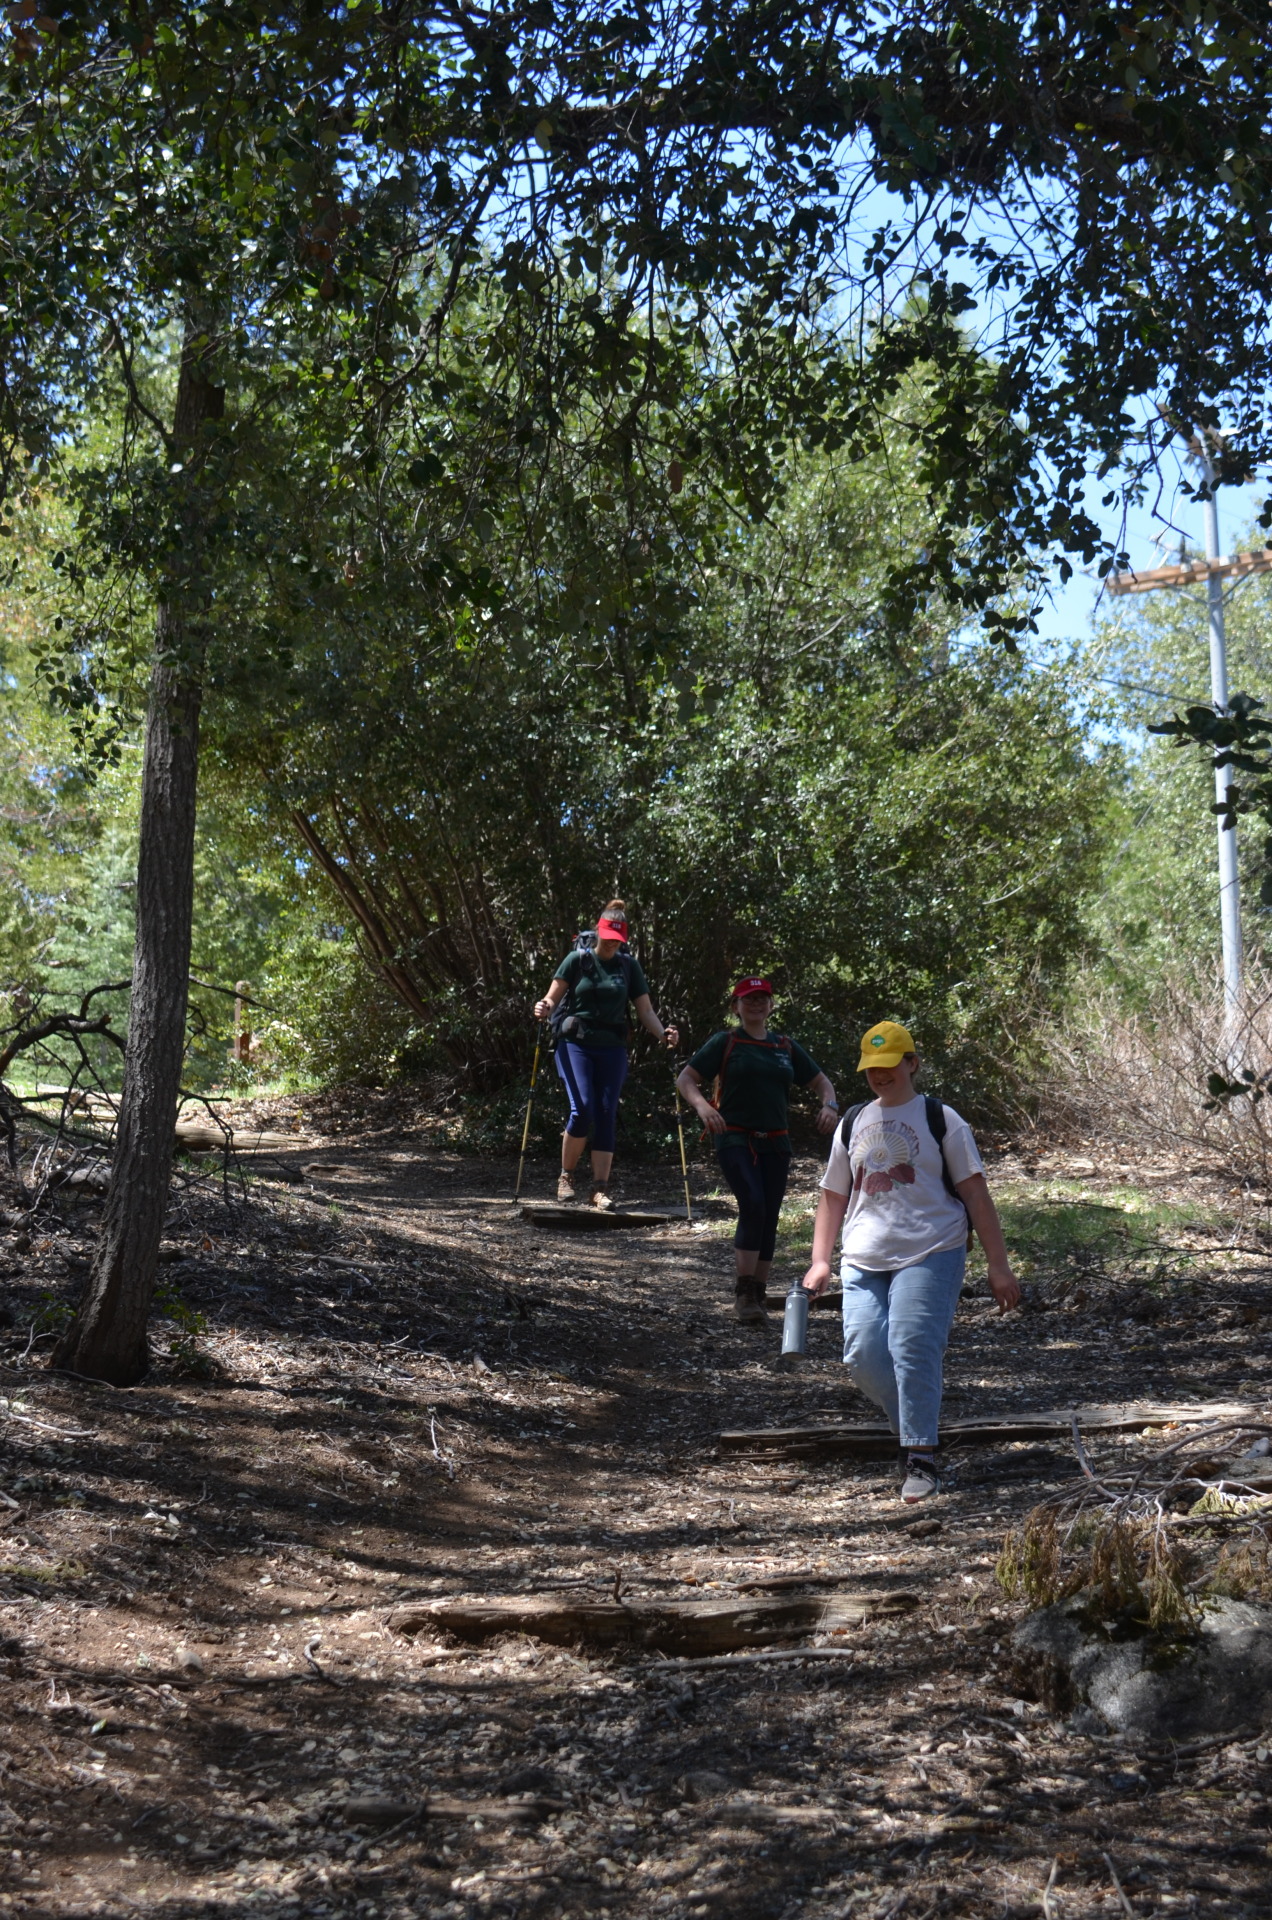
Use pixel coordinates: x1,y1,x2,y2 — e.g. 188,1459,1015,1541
900,1451,940,1503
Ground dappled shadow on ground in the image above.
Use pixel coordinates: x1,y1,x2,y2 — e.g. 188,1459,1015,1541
0,1134,1271,1915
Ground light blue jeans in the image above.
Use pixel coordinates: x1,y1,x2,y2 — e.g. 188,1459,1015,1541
840,1245,966,1449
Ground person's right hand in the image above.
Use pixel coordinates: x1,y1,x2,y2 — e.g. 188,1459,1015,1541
699,1107,727,1134
802,1258,832,1296
988,1266,1022,1314
533,998,552,1021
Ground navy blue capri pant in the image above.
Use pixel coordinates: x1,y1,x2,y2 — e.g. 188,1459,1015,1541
554,1043,629,1154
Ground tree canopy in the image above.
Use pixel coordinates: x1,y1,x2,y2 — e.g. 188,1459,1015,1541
1,2,1269,636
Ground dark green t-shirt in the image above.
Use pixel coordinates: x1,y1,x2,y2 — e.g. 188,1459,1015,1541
553,949,650,1049
688,1028,821,1144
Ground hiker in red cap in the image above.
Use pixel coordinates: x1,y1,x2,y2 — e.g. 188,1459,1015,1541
676,978,838,1323
533,900,679,1208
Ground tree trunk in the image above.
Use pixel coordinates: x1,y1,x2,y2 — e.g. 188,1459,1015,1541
51,325,224,1386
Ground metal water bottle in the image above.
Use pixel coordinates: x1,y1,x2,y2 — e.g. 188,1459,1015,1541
781,1283,809,1358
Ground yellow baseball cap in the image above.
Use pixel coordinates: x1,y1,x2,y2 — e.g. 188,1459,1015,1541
857,1020,917,1071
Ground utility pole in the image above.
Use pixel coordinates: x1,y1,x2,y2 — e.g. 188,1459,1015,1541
1197,437,1243,1018
1107,439,1272,1017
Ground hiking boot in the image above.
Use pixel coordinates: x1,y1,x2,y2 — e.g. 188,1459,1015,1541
733,1281,767,1326
900,1452,940,1503
557,1171,576,1202
591,1184,613,1211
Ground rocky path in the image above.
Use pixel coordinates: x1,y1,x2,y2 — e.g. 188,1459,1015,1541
0,1124,1270,1918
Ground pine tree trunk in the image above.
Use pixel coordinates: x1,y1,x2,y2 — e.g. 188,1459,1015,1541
51,326,223,1386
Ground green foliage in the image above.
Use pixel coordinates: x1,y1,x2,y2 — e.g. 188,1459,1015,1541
152,1274,217,1380
992,1187,1203,1282
0,317,1119,1114
198,389,1110,1113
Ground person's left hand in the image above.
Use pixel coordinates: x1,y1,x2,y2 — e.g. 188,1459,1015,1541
663,1025,680,1049
815,1102,839,1134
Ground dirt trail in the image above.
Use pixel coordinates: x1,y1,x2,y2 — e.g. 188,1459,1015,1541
1,1124,1271,1919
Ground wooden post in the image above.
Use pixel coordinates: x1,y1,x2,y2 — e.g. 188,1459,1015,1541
232,981,252,1063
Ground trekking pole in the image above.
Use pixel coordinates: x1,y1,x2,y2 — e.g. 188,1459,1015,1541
672,1065,693,1224
514,1022,545,1203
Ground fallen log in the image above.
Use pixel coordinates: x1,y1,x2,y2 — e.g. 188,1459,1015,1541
719,1401,1262,1461
389,1589,917,1654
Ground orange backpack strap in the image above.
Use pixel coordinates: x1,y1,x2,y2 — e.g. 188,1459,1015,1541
709,1031,737,1110
711,1031,791,1107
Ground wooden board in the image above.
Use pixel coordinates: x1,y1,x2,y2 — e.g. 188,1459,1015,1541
719,1401,1262,1461
520,1205,678,1230
389,1589,917,1655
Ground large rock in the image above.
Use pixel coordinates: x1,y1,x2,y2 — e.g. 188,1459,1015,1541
1011,1593,1272,1739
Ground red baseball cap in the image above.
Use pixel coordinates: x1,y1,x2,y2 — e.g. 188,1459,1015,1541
597,913,628,940
730,975,774,1000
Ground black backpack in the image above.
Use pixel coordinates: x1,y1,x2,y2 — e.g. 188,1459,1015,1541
549,939,634,1047
837,1094,972,1236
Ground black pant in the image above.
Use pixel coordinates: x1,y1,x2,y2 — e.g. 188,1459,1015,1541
715,1135,792,1260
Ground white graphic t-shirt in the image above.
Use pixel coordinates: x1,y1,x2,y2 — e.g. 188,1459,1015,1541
819,1095,983,1272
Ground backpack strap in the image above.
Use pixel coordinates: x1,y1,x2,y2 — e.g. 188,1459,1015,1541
548,950,580,1043
709,1031,738,1111
713,1030,792,1107
924,1094,963,1205
583,949,634,994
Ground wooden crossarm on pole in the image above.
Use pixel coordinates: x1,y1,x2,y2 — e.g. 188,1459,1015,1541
1106,549,1272,595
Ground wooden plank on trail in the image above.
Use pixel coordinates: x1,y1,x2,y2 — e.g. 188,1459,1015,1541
389,1589,917,1654
719,1401,1262,1461
520,1204,678,1230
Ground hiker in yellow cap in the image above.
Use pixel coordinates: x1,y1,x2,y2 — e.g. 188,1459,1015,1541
801,1020,1020,1503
